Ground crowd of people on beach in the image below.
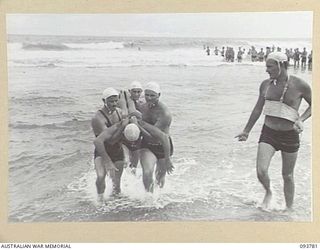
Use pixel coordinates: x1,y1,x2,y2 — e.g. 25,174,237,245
204,45,312,70
92,50,311,212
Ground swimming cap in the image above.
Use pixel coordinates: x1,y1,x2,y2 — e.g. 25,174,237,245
267,52,288,81
123,123,140,142
145,81,161,94
266,52,288,62
102,88,119,99
130,81,142,90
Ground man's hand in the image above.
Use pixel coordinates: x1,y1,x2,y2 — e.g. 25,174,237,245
293,119,304,133
128,111,142,120
103,159,118,172
129,116,138,124
235,131,249,141
165,158,174,175
137,119,146,126
121,117,130,127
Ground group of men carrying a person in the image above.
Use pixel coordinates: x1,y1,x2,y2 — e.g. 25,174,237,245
91,51,311,212
91,81,174,200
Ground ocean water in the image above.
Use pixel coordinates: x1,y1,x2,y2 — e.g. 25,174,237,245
7,35,312,222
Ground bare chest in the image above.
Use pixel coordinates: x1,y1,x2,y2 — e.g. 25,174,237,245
265,84,301,107
142,109,161,124
100,110,121,127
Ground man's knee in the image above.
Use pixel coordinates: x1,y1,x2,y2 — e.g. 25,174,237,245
140,150,157,168
96,177,106,194
282,172,294,182
143,167,154,177
256,167,268,180
96,174,105,183
115,161,124,171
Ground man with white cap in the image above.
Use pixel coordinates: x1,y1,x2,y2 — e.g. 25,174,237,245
137,81,174,192
235,52,311,210
129,81,144,110
91,87,128,198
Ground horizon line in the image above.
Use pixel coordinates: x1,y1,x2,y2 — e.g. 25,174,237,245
7,33,312,40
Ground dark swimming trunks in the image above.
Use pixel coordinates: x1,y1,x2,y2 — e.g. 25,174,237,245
94,142,124,163
258,124,300,153
141,136,174,159
122,135,142,152
94,109,124,163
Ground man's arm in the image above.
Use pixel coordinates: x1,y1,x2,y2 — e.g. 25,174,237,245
108,116,129,144
243,95,265,133
154,105,172,132
236,82,266,141
91,117,118,171
293,80,311,133
138,120,171,156
139,113,174,174
299,81,311,122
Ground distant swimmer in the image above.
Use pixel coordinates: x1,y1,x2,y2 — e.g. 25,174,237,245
91,88,127,198
230,47,235,62
206,46,210,56
237,47,243,62
236,52,311,210
308,50,312,70
285,49,291,65
214,46,219,55
301,48,307,68
221,47,225,57
138,81,174,192
251,46,258,62
258,48,265,62
265,47,271,61
293,48,300,68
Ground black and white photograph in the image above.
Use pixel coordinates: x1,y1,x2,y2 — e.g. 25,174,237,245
6,11,312,223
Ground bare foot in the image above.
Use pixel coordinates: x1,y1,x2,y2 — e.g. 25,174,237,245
97,193,104,204
148,182,154,193
155,171,166,188
129,164,137,175
261,191,272,210
284,206,294,212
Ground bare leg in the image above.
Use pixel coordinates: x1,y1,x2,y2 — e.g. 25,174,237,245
110,160,124,195
130,150,140,168
281,151,298,210
94,157,107,195
122,145,130,168
140,149,157,192
256,142,276,209
155,159,166,188
129,150,140,174
118,91,128,117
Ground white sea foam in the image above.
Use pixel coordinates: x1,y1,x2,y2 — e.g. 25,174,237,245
7,37,312,68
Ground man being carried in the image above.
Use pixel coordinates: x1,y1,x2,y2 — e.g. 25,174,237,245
122,81,144,174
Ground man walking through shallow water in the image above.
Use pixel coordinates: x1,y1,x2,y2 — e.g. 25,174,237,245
138,81,174,192
235,52,311,210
